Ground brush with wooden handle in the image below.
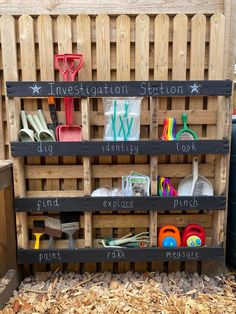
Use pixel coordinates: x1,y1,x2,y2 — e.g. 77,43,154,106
61,222,79,249
44,217,62,248
33,220,45,250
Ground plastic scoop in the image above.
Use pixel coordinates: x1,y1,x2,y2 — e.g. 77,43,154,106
35,110,56,142
27,114,41,141
57,97,82,142
19,110,35,142
27,112,55,142
178,156,213,196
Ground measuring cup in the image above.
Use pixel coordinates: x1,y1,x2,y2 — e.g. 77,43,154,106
19,110,35,142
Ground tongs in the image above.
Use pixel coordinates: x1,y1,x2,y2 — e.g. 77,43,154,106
161,118,177,140
100,232,150,248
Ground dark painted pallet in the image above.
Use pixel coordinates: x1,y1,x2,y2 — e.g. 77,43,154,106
14,196,226,212
11,140,229,157
17,247,224,264
6,80,232,97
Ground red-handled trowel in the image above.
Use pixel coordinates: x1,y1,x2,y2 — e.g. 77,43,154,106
54,54,83,141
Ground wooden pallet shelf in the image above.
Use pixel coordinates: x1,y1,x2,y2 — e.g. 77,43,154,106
2,9,234,273
17,247,224,264
11,140,229,157
15,196,226,212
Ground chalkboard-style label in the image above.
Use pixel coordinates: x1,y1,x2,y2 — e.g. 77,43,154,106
173,198,199,209
165,250,199,260
36,142,54,156
35,198,60,212
101,142,139,155
7,80,232,97
176,141,197,153
11,140,229,157
15,196,226,212
39,251,62,263
107,249,126,261
102,199,134,210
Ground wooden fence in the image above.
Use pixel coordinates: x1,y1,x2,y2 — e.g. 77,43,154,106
0,161,19,309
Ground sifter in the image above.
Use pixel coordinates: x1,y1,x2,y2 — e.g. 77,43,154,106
176,112,198,140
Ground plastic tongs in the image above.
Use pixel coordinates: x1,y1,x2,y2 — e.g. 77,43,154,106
100,232,150,248
161,118,177,140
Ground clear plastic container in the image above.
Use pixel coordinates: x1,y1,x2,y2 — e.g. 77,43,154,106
103,98,142,141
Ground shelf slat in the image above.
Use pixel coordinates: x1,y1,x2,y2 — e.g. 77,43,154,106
17,247,224,264
6,80,232,97
11,140,229,157
15,196,226,212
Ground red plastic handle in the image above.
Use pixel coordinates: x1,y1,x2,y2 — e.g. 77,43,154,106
55,54,73,81
160,225,179,234
55,54,83,81
65,54,83,81
181,224,205,246
64,97,73,126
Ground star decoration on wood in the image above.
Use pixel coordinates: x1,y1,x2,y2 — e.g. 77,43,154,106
29,84,42,95
190,83,201,94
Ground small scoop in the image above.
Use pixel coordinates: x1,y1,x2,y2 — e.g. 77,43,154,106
57,97,82,142
36,110,56,142
178,156,213,196
19,110,35,142
27,111,56,142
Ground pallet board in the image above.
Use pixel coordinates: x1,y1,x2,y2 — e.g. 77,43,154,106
0,6,235,273
6,80,233,97
15,196,226,212
17,247,224,264
11,140,230,157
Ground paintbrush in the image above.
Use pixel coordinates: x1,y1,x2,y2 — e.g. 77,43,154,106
44,217,62,248
61,222,79,249
33,220,45,250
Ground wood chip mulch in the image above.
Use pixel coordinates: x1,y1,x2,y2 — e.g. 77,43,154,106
1,270,236,313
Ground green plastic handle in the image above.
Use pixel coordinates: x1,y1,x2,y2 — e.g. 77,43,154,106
182,112,188,129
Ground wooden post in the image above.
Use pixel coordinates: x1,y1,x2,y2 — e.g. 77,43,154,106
38,15,59,196
96,14,113,272
82,98,93,247
77,15,94,251
0,15,28,249
0,161,17,274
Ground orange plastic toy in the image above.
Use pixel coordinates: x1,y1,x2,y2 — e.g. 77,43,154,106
158,225,181,247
